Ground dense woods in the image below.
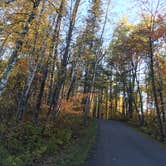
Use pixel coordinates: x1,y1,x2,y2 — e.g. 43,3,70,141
0,0,166,165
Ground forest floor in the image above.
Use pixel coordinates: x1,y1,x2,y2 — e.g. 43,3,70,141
86,120,166,166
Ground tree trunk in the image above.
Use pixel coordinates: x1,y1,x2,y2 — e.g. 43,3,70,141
149,37,164,141
48,0,81,121
17,44,47,120
66,64,76,100
133,96,142,124
47,0,65,104
135,71,144,125
97,95,101,119
92,94,97,118
122,82,126,118
157,64,165,122
16,0,47,120
105,87,109,120
34,62,49,123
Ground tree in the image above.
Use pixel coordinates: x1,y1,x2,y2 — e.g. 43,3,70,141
48,0,81,121
0,0,41,96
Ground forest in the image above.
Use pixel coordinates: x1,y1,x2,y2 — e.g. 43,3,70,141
0,0,166,165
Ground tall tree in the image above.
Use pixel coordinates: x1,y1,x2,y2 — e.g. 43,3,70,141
0,0,41,96
49,0,81,121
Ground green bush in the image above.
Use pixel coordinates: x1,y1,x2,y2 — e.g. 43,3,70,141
5,122,43,153
1,122,48,164
3,156,24,166
0,113,96,166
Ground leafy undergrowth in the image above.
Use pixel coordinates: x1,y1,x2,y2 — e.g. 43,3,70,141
0,112,97,166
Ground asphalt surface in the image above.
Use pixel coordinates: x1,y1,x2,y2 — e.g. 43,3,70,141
86,120,166,166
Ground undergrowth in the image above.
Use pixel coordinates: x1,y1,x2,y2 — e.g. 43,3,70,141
0,112,97,166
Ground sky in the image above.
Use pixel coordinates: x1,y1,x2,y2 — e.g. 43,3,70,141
76,0,139,46
74,0,139,47
103,0,138,44
111,0,137,22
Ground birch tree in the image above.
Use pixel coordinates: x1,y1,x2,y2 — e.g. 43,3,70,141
0,0,41,96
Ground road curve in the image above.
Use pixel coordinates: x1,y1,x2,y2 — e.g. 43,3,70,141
86,120,166,166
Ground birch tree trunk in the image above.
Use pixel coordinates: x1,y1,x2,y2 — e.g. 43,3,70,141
16,0,47,120
47,0,65,104
17,43,47,120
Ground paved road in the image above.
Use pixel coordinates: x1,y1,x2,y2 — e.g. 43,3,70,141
86,120,166,166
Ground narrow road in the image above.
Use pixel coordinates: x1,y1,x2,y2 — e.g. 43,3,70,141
86,120,166,166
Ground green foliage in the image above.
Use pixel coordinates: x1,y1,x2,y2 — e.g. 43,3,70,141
5,122,43,153
0,113,97,165
46,120,97,166
0,122,47,165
